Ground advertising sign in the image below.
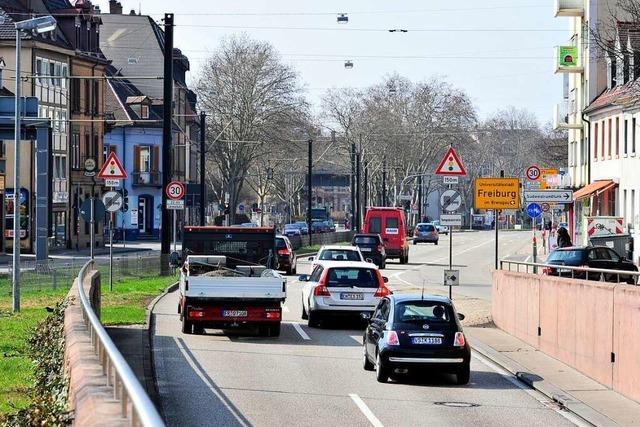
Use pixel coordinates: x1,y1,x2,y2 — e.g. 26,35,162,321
473,178,521,210
558,45,578,67
4,188,29,242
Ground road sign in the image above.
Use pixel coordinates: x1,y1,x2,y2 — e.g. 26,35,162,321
440,190,462,212
435,147,467,176
527,203,542,218
80,198,106,222
103,191,123,212
238,204,245,213
541,202,550,213
84,158,96,177
166,181,185,200
398,195,412,201
130,208,138,226
444,269,460,286
474,178,521,210
105,179,121,188
443,176,459,185
524,190,573,204
440,214,462,227
166,199,185,210
98,152,128,179
526,165,541,181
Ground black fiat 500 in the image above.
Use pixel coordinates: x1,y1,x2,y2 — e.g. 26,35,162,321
362,294,471,384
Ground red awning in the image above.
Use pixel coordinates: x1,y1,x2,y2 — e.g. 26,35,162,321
574,180,616,201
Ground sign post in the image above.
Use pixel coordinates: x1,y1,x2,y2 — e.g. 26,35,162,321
166,181,185,252
527,203,543,272
103,192,124,291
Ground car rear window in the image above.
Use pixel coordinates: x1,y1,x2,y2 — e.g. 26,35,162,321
325,268,378,288
354,236,378,245
368,217,382,234
275,238,286,249
547,250,584,264
386,217,399,229
395,301,454,323
319,249,361,261
417,224,435,232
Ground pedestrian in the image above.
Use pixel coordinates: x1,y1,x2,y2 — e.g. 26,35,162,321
557,227,572,248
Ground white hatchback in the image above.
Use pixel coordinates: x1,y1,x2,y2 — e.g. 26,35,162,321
299,261,390,328
308,245,366,271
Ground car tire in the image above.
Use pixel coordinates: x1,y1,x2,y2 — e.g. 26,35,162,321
435,241,439,246
181,316,193,334
363,346,375,371
456,363,470,385
308,310,321,328
301,298,309,320
380,261,386,269
413,240,417,246
193,324,205,335
269,323,281,337
285,266,293,275
292,265,297,275
376,352,389,383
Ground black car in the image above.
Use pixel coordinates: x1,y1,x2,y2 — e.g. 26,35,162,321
544,246,638,284
351,233,386,269
275,235,297,275
363,294,470,384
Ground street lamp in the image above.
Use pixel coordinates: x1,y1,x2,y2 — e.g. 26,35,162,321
12,15,57,313
344,60,354,69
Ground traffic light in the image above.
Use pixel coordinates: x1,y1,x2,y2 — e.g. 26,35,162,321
223,203,230,215
252,202,259,211
122,188,129,212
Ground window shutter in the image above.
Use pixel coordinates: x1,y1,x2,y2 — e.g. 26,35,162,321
152,145,159,171
133,145,140,172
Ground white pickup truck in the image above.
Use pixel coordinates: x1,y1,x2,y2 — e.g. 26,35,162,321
176,227,286,337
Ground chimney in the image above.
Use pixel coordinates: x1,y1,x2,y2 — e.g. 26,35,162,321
109,0,122,14
129,9,137,15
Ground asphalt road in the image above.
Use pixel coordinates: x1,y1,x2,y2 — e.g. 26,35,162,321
153,231,582,427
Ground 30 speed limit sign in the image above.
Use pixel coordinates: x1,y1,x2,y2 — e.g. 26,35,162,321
166,181,185,200
526,165,541,181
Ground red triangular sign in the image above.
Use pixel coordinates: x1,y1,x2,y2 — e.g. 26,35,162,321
97,152,128,179
435,147,467,176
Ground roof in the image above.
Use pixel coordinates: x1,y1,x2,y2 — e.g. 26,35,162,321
574,180,616,200
584,82,639,113
0,0,73,49
319,245,360,251
389,294,452,304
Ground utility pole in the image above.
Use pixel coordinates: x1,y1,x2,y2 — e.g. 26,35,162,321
356,151,361,232
307,139,313,246
364,164,369,211
350,143,356,231
382,159,387,206
199,111,206,226
12,28,21,313
160,13,174,275
417,174,423,221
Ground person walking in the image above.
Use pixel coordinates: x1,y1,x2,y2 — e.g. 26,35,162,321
557,227,572,248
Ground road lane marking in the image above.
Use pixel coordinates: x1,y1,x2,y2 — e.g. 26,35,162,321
349,394,384,427
292,322,311,340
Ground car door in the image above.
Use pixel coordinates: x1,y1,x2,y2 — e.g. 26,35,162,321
303,265,324,311
587,248,614,280
368,299,389,355
365,301,384,355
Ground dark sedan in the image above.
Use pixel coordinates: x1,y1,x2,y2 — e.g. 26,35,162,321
363,294,470,384
544,246,638,284
351,233,386,269
275,235,297,275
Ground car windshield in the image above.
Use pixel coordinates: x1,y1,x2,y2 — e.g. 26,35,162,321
319,249,361,261
325,268,378,288
354,236,378,245
395,301,454,323
284,224,297,229
417,224,435,232
547,250,584,264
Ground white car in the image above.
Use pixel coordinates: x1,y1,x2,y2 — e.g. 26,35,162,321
432,220,449,235
308,245,366,271
299,261,390,327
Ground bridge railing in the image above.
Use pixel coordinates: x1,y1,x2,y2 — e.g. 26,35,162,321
500,259,639,285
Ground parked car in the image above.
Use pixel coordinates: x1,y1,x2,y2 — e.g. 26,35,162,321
275,235,297,275
351,233,387,269
294,221,309,235
362,294,470,384
283,223,302,237
364,207,410,264
413,223,439,245
309,245,365,271
299,261,391,327
311,221,329,233
432,220,449,235
324,219,336,232
544,246,638,284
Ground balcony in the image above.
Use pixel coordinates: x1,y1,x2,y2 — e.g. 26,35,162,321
555,46,584,74
132,171,161,187
553,102,582,130
554,0,584,17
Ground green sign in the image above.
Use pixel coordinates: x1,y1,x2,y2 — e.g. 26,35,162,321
558,46,578,67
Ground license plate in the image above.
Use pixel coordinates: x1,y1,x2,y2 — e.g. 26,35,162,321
557,268,571,273
412,337,442,345
360,247,371,252
223,310,247,317
341,293,364,300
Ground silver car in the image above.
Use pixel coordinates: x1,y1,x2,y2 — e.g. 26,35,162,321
299,261,390,328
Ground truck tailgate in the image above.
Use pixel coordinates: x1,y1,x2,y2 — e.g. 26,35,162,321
183,276,286,300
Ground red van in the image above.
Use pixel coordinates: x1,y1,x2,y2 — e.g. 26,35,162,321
363,207,409,264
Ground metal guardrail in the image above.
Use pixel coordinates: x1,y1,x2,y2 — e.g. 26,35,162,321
500,259,639,285
77,260,165,426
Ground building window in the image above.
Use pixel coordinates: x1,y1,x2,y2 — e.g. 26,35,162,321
84,134,91,159
633,190,636,229
616,117,620,156
61,64,67,89
624,119,628,154
53,155,67,179
36,58,43,84
92,80,99,115
141,104,149,119
602,120,606,159
71,78,80,112
71,133,80,169
594,122,598,159
634,118,637,154
608,118,612,158
84,80,90,113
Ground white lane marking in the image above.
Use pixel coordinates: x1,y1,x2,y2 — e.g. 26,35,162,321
349,393,384,427
173,337,251,427
282,306,290,313
292,322,311,340
473,352,589,427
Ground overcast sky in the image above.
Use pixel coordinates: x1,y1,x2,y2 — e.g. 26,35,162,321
94,0,566,123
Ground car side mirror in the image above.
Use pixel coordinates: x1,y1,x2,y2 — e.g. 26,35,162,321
366,258,373,263
360,312,372,321
382,276,389,283
298,274,309,282
457,313,466,321
308,256,315,261
169,251,182,268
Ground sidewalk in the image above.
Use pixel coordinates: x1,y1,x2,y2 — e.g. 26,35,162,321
467,326,640,427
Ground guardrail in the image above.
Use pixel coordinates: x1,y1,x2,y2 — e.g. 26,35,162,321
500,259,639,285
77,260,165,426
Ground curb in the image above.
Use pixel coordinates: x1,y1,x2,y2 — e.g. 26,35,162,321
470,338,618,427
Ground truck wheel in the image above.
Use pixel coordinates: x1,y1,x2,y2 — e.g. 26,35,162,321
308,310,321,328
181,316,193,334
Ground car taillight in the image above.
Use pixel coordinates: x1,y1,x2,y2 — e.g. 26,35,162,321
432,230,437,236
277,249,289,255
454,332,466,347
374,286,390,297
386,330,400,346
413,229,418,236
542,267,552,275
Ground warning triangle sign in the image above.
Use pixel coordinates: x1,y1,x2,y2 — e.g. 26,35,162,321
435,147,467,176
98,152,128,179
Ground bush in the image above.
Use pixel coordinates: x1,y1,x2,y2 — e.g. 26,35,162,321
0,299,71,426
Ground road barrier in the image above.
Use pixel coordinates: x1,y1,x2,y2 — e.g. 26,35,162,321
71,260,164,426
493,263,640,403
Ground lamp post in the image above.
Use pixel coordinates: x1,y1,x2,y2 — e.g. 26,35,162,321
12,16,57,313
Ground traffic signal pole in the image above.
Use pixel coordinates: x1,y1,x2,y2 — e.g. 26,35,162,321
160,13,174,275
199,111,206,226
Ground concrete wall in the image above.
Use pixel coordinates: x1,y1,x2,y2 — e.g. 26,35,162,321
493,270,640,403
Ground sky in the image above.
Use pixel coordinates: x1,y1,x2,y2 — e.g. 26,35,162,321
94,0,567,124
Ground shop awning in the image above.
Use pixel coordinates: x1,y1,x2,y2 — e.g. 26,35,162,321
574,180,616,201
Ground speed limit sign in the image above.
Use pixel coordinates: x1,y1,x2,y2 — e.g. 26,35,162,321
166,181,185,200
526,165,541,181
